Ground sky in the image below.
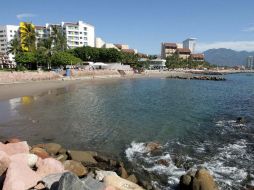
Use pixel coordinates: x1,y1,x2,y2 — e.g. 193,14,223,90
1,0,254,54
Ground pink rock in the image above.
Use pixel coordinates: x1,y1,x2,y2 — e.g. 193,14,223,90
36,158,65,178
3,162,40,190
10,153,38,168
0,141,29,156
0,151,11,175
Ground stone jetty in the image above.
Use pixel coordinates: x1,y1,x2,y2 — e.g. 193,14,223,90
0,138,146,190
167,75,226,81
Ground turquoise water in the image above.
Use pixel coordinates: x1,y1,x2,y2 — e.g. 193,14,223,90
0,74,253,189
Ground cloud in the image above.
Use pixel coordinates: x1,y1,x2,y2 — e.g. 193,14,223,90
196,41,254,52
16,13,36,20
242,26,254,32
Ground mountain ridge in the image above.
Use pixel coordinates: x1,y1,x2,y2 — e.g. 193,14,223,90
203,48,254,66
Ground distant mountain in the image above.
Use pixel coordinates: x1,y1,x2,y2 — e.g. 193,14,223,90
203,48,254,67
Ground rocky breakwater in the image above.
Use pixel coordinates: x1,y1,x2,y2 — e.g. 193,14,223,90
0,138,146,190
167,75,226,81
179,169,218,190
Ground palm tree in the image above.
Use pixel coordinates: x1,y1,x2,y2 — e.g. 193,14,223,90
7,35,21,55
37,38,53,69
50,25,67,51
19,22,36,52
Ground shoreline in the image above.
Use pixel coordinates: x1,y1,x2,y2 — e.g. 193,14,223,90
0,71,187,101
0,70,253,101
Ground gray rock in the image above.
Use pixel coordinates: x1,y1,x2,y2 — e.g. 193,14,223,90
57,172,85,190
40,173,63,189
82,176,105,190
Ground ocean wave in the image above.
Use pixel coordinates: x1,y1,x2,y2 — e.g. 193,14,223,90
125,139,253,190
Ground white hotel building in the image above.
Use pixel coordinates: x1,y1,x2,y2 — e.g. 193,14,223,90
0,25,19,67
61,21,95,49
37,21,95,49
1,20,95,67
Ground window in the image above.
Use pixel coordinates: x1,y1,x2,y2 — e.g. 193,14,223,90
84,32,87,35
80,42,83,44
84,27,87,31
80,37,82,39
84,37,87,40
80,32,82,34
10,30,12,32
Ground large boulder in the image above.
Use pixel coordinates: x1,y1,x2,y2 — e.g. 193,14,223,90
0,151,11,176
95,170,118,181
104,175,144,190
63,160,88,177
145,142,162,152
192,169,218,190
82,175,105,190
3,162,40,190
30,147,49,159
68,150,97,165
10,153,38,168
0,141,29,156
44,143,62,155
36,158,65,178
127,174,138,184
57,172,86,190
179,174,192,189
119,162,128,179
39,173,63,189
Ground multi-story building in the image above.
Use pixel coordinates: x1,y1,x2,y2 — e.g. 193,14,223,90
190,53,205,61
176,48,191,59
61,21,95,49
246,56,254,70
183,38,197,53
161,42,178,59
0,25,19,67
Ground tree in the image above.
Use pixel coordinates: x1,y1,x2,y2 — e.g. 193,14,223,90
15,52,36,69
50,25,67,51
37,38,53,69
7,35,21,55
51,52,81,67
19,22,36,52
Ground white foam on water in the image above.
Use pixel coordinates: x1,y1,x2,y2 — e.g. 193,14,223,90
125,141,147,161
125,139,252,190
202,139,249,188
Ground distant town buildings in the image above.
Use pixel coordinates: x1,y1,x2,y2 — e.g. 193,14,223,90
0,25,19,67
183,38,197,53
246,56,254,70
161,38,204,61
35,21,95,49
161,43,177,59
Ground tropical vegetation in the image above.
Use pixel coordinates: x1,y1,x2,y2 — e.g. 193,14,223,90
166,53,212,69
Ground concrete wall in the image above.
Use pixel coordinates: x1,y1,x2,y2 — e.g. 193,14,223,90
0,71,60,83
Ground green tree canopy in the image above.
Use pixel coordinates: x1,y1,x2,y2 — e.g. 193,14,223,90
51,52,81,67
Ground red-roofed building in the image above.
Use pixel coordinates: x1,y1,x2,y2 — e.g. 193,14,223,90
190,53,205,61
176,48,191,59
161,42,178,59
121,49,137,54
